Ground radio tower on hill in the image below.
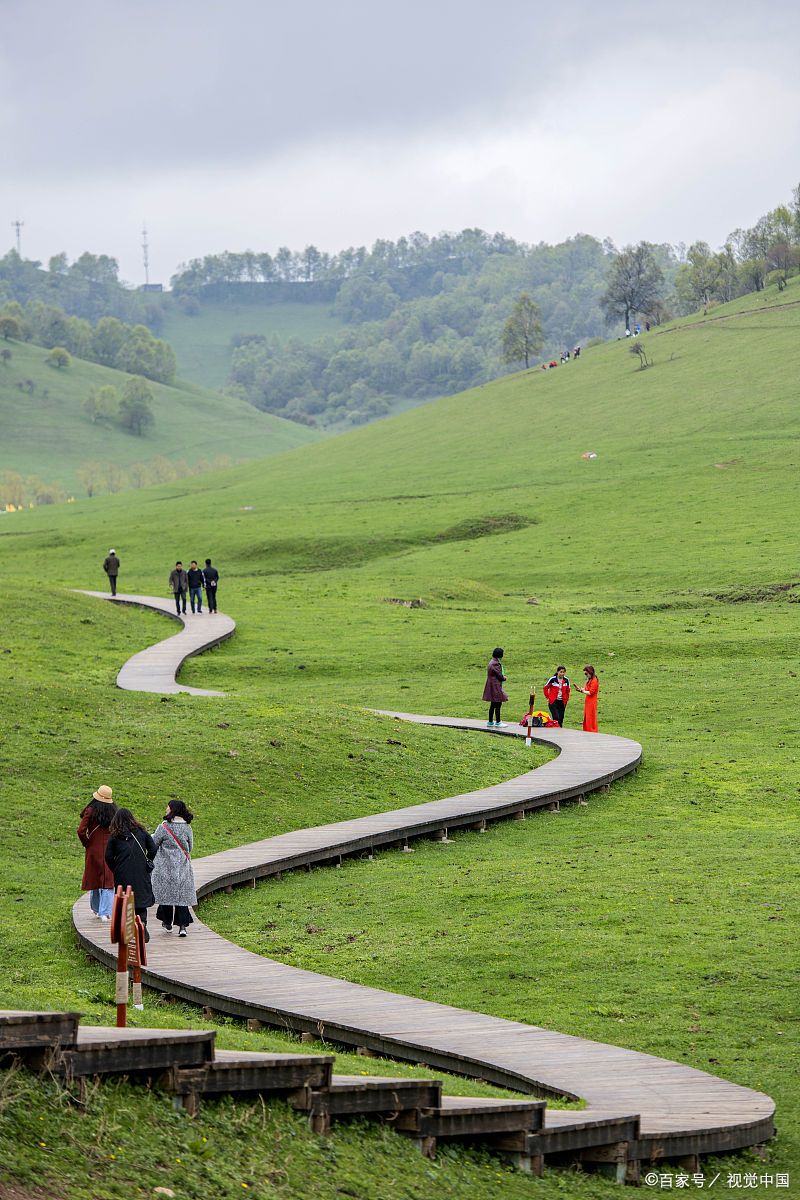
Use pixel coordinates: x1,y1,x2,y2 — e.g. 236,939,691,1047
11,219,24,256
141,223,150,287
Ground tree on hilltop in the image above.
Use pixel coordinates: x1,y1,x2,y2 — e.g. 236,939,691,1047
502,293,544,369
601,243,664,330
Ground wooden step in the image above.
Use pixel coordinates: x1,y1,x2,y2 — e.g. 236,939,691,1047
396,1093,545,1140
0,1010,79,1056
56,1026,215,1078
166,1047,335,1102
321,1073,442,1118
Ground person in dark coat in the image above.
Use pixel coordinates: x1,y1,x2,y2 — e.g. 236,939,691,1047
77,784,117,921
482,647,508,726
187,561,204,614
152,800,197,937
103,550,120,596
203,558,219,614
105,808,156,939
168,562,188,615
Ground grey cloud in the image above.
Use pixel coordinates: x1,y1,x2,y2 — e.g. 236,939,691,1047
5,0,796,179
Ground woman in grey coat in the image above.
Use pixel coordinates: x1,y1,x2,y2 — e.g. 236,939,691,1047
152,800,197,936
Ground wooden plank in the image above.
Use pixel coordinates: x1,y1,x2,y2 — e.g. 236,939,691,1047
0,1010,79,1053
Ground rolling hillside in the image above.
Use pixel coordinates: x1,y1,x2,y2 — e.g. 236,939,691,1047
2,277,799,1199
0,338,319,496
161,297,344,390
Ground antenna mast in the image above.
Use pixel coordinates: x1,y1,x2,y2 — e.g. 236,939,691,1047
11,219,24,256
141,223,150,287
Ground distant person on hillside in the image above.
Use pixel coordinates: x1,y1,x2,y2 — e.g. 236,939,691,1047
543,666,571,727
77,784,117,921
187,561,204,614
152,800,197,938
203,558,219,613
483,647,508,727
168,562,188,615
577,665,599,732
103,549,120,596
105,807,156,941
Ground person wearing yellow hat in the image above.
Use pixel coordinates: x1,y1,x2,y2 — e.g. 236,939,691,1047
77,784,118,921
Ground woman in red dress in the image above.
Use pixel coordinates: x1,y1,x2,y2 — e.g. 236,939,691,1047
578,665,599,732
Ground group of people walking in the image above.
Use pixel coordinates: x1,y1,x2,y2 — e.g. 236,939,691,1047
101,550,221,616
168,559,220,615
483,649,599,732
78,786,197,940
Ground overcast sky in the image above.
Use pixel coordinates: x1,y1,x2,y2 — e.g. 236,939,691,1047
2,0,799,284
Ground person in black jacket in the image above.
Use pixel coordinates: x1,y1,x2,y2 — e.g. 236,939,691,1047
105,807,156,940
187,561,204,614
103,549,120,596
203,558,219,614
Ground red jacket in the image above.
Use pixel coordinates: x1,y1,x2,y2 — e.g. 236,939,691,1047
543,676,571,705
78,807,116,890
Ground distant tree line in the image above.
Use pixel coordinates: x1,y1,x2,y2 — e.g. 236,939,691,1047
221,232,616,424
0,300,176,384
0,453,237,509
0,249,165,327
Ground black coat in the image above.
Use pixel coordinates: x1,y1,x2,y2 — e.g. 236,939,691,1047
187,568,204,587
203,566,219,588
105,829,156,909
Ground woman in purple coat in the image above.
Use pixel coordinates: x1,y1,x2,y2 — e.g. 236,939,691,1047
482,647,508,727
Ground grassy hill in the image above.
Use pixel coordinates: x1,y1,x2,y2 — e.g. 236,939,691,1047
0,338,319,496
2,277,799,1198
161,297,344,390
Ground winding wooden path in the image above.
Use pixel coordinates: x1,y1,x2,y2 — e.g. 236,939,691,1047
77,591,235,695
73,593,776,1165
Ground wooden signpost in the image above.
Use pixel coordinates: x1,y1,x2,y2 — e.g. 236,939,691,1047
110,885,147,1027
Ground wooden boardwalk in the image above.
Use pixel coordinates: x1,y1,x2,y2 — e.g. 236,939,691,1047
77,591,235,695
72,595,775,1165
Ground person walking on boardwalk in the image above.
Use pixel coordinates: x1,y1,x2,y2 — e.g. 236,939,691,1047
103,549,120,596
187,561,204,614
105,808,156,939
483,647,508,727
152,800,197,937
577,665,600,732
543,666,570,727
203,557,219,613
168,561,188,615
77,784,117,922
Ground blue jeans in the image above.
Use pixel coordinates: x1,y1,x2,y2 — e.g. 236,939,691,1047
90,888,114,917
189,586,203,612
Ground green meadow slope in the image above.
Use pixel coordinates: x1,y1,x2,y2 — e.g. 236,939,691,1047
161,298,344,390
2,279,799,1198
0,338,319,495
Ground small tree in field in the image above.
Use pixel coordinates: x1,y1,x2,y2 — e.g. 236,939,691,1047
1,348,11,366
118,376,155,435
629,339,650,369
0,315,21,341
502,293,544,369
46,346,71,369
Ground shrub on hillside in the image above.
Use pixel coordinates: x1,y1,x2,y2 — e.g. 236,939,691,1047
46,346,70,369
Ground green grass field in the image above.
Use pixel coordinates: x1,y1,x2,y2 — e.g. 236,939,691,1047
0,339,318,496
2,277,799,1198
161,299,344,390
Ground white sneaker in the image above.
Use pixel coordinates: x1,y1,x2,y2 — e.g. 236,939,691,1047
495,721,506,728
100,915,110,922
